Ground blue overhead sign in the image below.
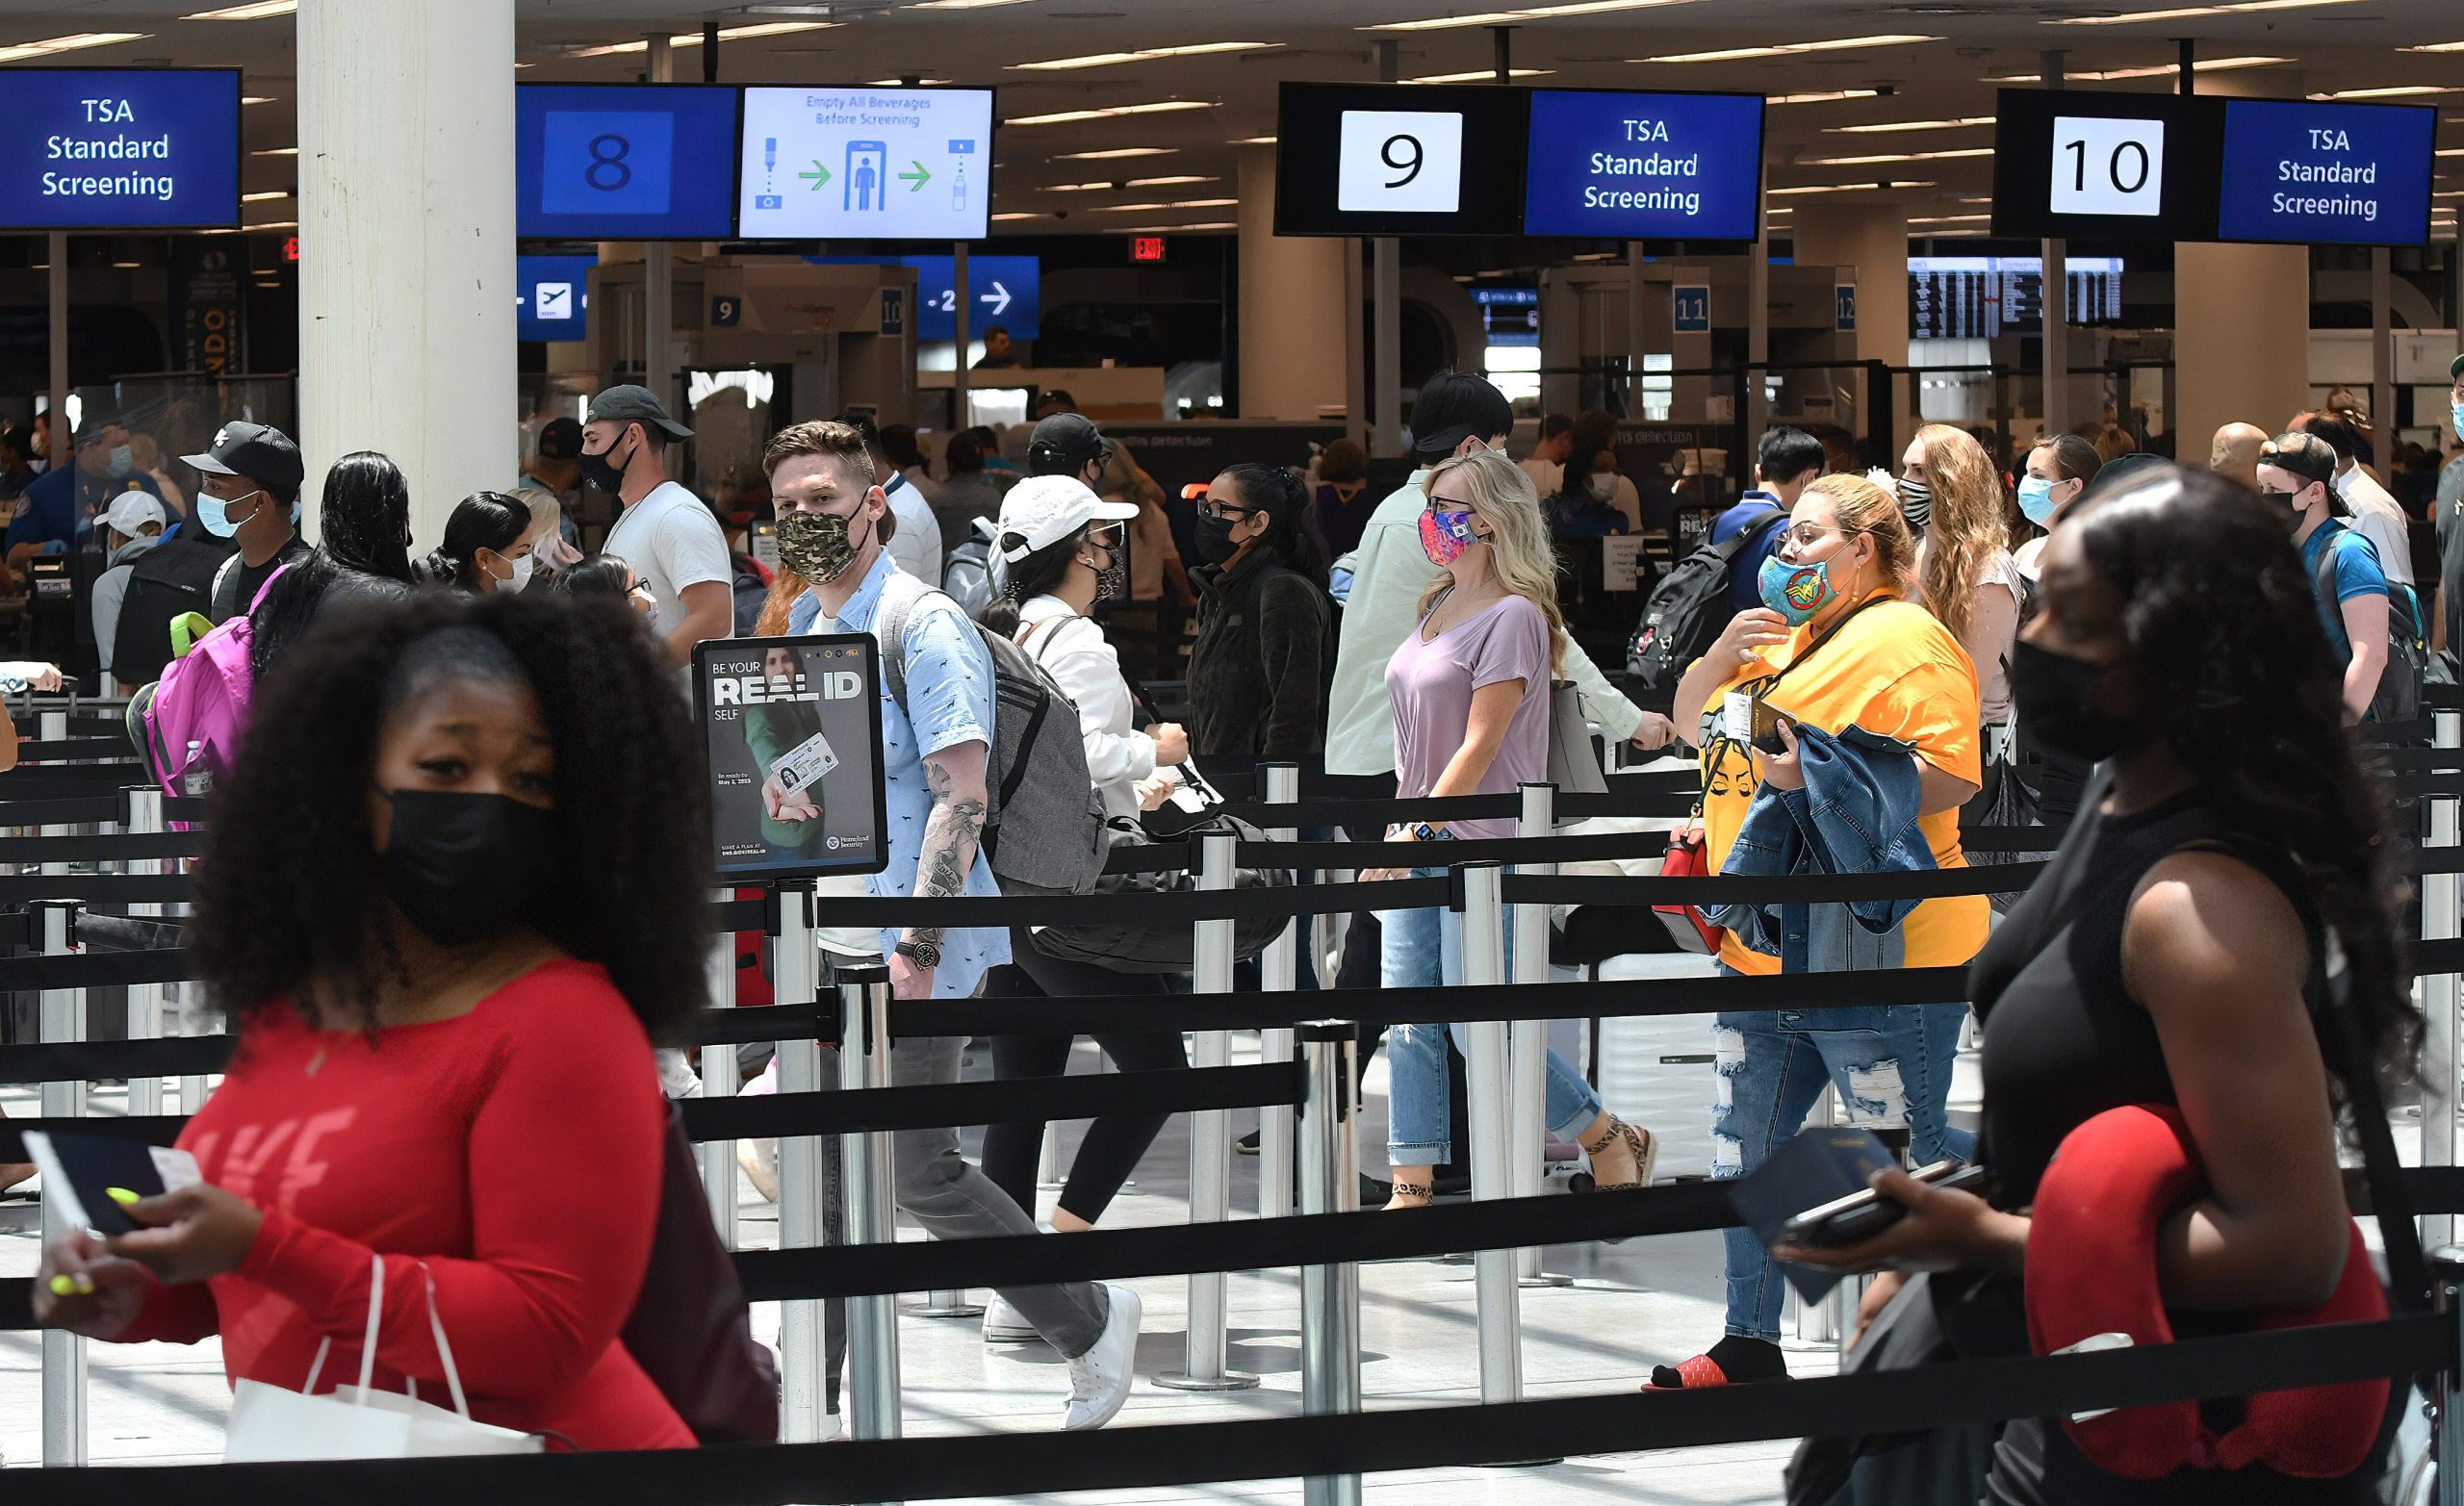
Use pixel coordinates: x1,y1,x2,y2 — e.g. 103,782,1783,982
0,68,240,230
1523,90,1764,242
1672,284,1710,333
2218,98,2433,247
516,83,740,241
807,254,1040,341
516,254,593,344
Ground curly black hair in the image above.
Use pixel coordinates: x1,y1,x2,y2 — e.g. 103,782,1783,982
190,590,711,1043
2068,465,2416,1105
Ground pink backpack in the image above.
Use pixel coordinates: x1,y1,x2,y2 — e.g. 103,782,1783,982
136,561,293,800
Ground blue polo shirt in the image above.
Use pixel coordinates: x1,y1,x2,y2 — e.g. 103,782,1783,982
1709,492,1792,612
6,463,161,553
2299,517,2388,664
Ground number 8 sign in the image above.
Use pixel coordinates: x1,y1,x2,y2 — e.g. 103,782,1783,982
2049,114,2165,217
1337,109,1464,215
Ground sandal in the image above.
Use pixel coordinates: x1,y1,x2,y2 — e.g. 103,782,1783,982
1383,1180,1433,1211
1578,1114,1659,1191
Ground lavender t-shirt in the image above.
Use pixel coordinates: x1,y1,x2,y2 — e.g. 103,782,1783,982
1384,594,1553,841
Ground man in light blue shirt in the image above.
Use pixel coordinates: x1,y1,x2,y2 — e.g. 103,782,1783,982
764,417,1141,1432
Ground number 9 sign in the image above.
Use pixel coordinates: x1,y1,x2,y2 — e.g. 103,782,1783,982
1338,109,1464,215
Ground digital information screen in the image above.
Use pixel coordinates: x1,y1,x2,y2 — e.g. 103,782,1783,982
738,86,993,242
1273,82,1527,237
2217,99,2433,246
1908,256,2124,340
0,68,240,230
516,254,594,344
694,633,888,881
516,83,739,240
1522,89,1764,242
1473,286,1540,346
808,253,1040,340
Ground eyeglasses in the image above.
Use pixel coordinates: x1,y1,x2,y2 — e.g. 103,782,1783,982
1783,523,1863,550
1194,500,1258,522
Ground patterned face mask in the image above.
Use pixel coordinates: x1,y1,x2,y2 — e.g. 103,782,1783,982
1419,506,1476,567
778,505,864,582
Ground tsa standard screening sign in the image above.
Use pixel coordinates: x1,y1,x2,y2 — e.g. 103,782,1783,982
738,87,993,241
0,68,239,230
1523,90,1764,242
2218,99,2433,246
695,633,889,881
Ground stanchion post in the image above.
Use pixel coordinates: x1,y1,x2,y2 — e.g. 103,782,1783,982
1259,761,1300,1220
1460,861,1525,1404
2426,712,2460,1251
37,899,87,1466
1158,830,1261,1391
1298,1020,1363,1506
774,889,830,1443
123,785,165,1119
1511,783,1569,1289
701,886,742,1250
838,962,903,1441
2436,1244,2464,1506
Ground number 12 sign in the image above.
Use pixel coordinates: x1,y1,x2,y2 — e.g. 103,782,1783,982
2050,115,2165,217
1338,110,1463,214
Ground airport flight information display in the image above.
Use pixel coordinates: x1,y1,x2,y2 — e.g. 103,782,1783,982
0,68,240,229
737,87,994,242
516,84,740,241
1522,89,1764,242
1909,256,2124,340
1993,89,2433,246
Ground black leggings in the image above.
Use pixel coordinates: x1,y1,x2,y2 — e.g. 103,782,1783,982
979,931,1190,1225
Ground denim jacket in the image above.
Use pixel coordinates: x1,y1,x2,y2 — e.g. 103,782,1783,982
1707,723,1937,974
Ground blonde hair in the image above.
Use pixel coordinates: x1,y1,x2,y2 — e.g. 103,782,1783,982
1803,472,1916,596
1910,423,2007,644
1417,448,1567,674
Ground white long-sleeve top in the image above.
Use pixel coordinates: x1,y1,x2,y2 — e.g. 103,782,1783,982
1017,594,1156,820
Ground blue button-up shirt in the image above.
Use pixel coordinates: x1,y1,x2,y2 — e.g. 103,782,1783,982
7,463,161,554
790,551,1009,998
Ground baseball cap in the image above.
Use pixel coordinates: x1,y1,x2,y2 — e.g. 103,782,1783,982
103,493,167,537
1027,412,1113,475
994,475,1139,561
2260,431,2339,492
2451,353,2463,382
586,384,693,441
1409,370,1514,458
536,416,583,462
182,421,305,497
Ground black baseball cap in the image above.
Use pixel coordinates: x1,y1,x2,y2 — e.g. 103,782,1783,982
1409,370,1514,459
182,421,304,497
2260,431,2345,513
586,384,693,441
1028,412,1113,476
536,417,583,462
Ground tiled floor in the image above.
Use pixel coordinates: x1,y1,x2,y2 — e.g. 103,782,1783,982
1,995,1908,1503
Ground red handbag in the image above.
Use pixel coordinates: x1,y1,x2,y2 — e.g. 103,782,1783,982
1653,830,1726,955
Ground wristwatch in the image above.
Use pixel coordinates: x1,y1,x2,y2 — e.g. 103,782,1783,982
1408,822,1453,845
894,937,942,969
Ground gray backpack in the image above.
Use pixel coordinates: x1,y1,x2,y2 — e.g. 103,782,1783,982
876,573,1108,897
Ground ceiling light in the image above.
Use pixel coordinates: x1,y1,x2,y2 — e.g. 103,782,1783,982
865,77,951,85
1013,42,1274,70
0,32,149,63
1043,181,1117,191
2406,40,2464,52
2052,0,2359,22
1800,146,1991,165
569,20,836,57
251,146,298,156
1057,146,1176,159
2311,85,2453,99
184,0,295,16
1996,55,2284,82
1367,0,1695,30
1405,67,1554,83
991,211,1045,220
1091,198,1239,213
1128,174,1218,186
1769,89,1881,105
911,0,1040,8
112,261,141,268
1007,100,1215,126
1769,180,1935,195
1908,214,1990,223
241,190,290,202
1120,221,1236,231
1638,33,1938,64
242,95,274,105
1230,135,1276,144
1827,116,1990,135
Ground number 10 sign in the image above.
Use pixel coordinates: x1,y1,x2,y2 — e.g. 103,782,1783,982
1338,110,1463,214
2049,115,2165,217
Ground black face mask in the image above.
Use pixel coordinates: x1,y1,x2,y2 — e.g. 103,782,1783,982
1193,512,1244,565
1084,533,1129,606
376,789,553,946
578,434,636,495
2008,638,2140,764
1896,472,1932,532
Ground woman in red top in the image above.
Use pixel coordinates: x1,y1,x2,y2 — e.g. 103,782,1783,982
33,591,711,1451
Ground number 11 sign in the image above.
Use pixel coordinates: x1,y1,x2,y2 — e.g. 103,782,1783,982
2050,115,2166,217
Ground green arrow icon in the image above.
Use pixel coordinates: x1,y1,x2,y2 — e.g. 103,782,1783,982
799,160,832,191
899,160,932,191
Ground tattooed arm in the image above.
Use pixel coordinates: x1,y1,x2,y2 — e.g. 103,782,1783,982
893,739,990,1000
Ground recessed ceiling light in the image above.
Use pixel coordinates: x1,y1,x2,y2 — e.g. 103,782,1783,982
2407,39,2464,52
1404,67,1554,84
0,32,149,63
1996,54,2285,82
1128,174,1217,187
1801,146,1992,165
241,190,290,202
2311,86,2454,99
1230,136,1276,145
1769,89,1882,105
864,77,951,85
1091,198,1239,213
910,0,1039,8
1769,180,1936,195
242,95,275,105
251,146,299,156
1056,146,1177,159
1827,116,1991,135
1007,100,1215,127
1119,221,1236,231
184,0,295,17
1365,0,1699,31
1908,213,1991,223
1639,34,1941,64
991,211,1046,220
1012,42,1274,70
569,20,836,57
2052,0,2360,22
112,260,141,268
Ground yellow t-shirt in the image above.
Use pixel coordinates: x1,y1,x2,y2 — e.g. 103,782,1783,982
1692,594,1988,977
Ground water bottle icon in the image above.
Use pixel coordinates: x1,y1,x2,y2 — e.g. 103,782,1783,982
953,163,966,213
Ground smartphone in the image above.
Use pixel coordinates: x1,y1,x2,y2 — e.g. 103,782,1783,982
769,729,838,796
21,1130,200,1238
1749,696,1795,756
1778,1160,1989,1250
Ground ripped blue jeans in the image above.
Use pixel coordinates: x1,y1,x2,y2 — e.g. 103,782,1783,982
1712,984,1974,1342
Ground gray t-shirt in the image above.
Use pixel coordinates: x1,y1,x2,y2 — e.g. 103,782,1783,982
1382,594,1553,841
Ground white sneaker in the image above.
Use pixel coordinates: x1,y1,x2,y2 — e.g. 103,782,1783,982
1061,1284,1142,1432
982,1290,1042,1344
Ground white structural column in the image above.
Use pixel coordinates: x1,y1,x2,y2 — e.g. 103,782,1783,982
296,0,516,546
1237,144,1348,421
1790,202,1912,439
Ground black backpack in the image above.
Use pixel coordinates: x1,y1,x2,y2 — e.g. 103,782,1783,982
2313,532,2427,727
1626,510,1786,704
110,533,238,689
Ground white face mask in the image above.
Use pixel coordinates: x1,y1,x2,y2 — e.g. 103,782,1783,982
1586,473,1618,502
489,550,533,594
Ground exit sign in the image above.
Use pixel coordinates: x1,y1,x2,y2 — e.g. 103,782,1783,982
1130,235,1167,264
282,234,299,263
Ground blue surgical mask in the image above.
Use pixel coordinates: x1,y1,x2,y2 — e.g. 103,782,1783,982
1758,553,1838,626
2452,405,2462,447
2017,475,2062,529
195,487,262,540
107,446,134,478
